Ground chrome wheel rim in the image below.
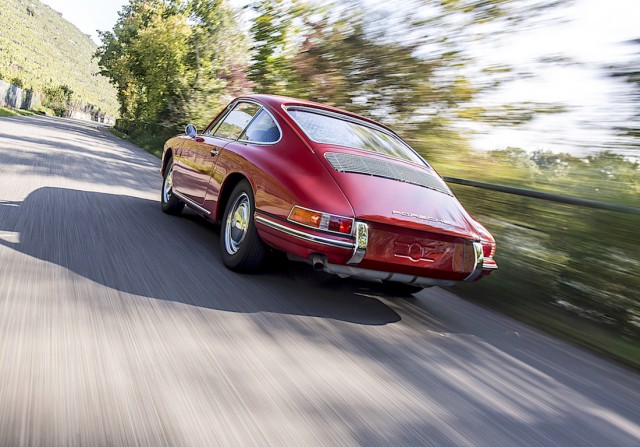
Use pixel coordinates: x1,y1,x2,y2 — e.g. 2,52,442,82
163,167,173,203
224,193,250,255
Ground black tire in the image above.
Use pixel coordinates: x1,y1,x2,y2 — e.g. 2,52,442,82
220,180,266,272
379,281,423,296
161,158,185,215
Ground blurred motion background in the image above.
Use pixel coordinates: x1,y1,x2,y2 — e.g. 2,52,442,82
1,0,638,365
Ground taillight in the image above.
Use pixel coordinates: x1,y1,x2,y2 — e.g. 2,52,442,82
481,241,496,258
288,206,354,235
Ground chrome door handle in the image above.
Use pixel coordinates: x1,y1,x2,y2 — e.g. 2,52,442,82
210,149,219,156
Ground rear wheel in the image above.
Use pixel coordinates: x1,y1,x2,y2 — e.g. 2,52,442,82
220,180,266,271
161,159,184,215
379,281,423,296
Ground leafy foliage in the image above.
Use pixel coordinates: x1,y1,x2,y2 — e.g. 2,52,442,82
114,118,181,157
43,84,74,117
96,0,250,126
247,0,571,157
0,0,118,115
609,38,640,154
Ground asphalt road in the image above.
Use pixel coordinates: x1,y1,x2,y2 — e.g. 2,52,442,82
1,115,639,447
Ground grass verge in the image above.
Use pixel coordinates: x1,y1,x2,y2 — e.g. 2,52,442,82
0,106,36,117
109,127,163,158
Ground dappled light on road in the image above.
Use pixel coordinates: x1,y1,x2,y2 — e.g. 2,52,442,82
0,111,639,445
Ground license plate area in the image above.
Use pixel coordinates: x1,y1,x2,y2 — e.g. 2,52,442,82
367,225,476,274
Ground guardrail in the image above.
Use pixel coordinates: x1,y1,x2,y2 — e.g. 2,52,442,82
443,176,640,214
444,174,639,366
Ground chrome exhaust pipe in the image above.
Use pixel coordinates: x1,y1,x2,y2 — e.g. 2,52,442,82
311,255,325,272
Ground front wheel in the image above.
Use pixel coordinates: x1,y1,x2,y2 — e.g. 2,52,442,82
220,180,266,272
161,159,185,215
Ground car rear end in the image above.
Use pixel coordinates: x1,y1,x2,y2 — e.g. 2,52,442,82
279,103,497,286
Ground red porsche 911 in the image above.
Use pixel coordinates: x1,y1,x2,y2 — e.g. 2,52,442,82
161,94,496,295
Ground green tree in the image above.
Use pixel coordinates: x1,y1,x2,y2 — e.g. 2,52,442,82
609,38,640,154
43,84,74,117
185,0,252,125
96,0,248,125
247,0,296,95
248,0,569,161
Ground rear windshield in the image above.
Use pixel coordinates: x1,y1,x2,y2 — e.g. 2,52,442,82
287,108,425,165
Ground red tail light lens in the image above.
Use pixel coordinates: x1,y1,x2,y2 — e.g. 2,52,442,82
481,241,496,258
289,206,354,235
328,216,353,234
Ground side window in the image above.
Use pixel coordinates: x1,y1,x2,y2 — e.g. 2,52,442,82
214,102,261,140
204,103,233,135
240,110,280,143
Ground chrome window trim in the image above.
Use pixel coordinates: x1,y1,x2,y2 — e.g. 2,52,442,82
203,103,234,135
205,99,283,145
238,107,283,145
255,215,355,250
208,100,260,140
283,105,429,168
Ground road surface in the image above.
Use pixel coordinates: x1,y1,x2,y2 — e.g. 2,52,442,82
1,115,639,446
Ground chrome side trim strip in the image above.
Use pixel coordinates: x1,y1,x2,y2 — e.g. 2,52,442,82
255,215,354,249
347,221,368,265
173,191,211,215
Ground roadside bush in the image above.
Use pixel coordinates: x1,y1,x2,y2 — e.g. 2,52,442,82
10,77,23,88
114,119,181,158
43,84,73,117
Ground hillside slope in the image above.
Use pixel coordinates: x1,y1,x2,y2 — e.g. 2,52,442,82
0,0,118,115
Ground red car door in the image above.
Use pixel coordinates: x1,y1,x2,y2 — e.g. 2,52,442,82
174,102,261,205
175,134,228,205
206,107,283,209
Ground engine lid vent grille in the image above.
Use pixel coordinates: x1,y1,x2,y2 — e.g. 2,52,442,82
325,152,452,196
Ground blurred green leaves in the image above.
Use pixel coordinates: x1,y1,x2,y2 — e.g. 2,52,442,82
96,0,250,126
98,0,640,363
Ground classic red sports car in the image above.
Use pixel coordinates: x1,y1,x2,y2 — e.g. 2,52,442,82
161,94,496,295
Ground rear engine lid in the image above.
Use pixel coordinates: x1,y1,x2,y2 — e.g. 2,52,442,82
318,149,482,240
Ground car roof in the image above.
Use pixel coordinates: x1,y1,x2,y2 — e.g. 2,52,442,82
241,94,398,136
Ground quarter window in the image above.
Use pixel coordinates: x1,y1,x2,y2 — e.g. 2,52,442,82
240,110,280,143
214,102,261,140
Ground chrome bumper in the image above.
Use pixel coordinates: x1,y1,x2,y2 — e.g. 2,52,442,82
257,214,494,285
321,262,457,288
255,215,369,264
255,215,355,249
